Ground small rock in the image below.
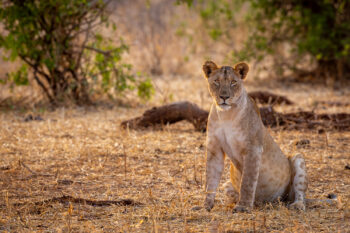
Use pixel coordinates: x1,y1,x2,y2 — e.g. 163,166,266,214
154,148,162,153
24,114,33,122
295,139,310,147
191,206,202,211
318,128,325,134
57,179,74,185
61,134,73,139
327,193,337,199
34,115,44,121
0,165,10,170
24,114,44,122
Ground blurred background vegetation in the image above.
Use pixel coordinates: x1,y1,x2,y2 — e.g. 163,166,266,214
0,0,349,107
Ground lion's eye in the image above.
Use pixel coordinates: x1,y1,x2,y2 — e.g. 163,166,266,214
214,80,220,86
231,81,237,87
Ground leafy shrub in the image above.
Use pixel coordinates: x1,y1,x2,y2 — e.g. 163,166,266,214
181,0,350,80
0,0,153,104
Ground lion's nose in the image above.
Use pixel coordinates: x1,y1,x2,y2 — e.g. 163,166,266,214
220,95,229,101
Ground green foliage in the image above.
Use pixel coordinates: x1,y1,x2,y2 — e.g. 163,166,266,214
10,64,29,87
197,0,239,41
184,0,350,79
0,0,153,104
244,1,350,66
137,78,155,101
176,0,194,8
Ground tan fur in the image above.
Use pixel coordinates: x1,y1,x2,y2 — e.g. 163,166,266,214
202,61,308,212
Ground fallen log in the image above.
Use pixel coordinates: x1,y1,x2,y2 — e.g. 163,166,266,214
249,91,293,105
121,101,350,132
121,101,209,131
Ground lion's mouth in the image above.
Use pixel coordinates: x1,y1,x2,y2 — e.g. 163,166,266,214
218,103,232,110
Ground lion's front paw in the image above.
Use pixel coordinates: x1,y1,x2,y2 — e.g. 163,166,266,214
204,197,214,212
289,200,306,211
233,204,251,213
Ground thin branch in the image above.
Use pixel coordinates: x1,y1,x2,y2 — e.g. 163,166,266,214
75,17,93,71
19,160,37,175
19,160,53,177
18,55,51,83
83,46,117,56
33,70,55,103
18,54,55,102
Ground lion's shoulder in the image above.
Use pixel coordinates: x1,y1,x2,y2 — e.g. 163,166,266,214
248,96,261,119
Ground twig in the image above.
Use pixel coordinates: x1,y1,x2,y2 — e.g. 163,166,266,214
9,194,143,208
19,160,52,177
84,46,116,57
124,145,127,181
19,160,37,175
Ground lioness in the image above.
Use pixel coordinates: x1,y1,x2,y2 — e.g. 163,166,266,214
202,61,308,212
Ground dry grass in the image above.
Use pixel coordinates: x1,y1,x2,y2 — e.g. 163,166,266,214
1,76,350,232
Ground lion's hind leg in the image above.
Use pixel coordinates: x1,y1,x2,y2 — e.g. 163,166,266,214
224,162,240,205
224,181,239,205
288,154,308,210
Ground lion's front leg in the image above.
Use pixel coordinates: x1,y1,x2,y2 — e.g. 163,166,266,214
204,145,224,211
234,147,262,213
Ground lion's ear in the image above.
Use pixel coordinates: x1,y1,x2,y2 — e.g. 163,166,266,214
234,62,249,80
203,61,218,78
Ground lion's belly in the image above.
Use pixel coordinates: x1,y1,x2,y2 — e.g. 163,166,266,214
255,150,291,202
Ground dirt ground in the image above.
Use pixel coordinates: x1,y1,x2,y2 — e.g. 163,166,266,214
1,76,350,232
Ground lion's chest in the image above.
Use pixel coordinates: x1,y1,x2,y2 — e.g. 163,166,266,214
214,122,246,166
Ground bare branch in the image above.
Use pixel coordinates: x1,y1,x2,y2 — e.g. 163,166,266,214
33,70,55,103
83,46,115,56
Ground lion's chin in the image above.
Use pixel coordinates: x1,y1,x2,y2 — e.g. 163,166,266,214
217,104,232,111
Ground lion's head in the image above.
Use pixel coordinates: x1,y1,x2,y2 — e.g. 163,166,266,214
203,61,249,110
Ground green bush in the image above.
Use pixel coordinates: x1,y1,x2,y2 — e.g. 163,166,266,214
182,0,350,80
0,0,153,104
